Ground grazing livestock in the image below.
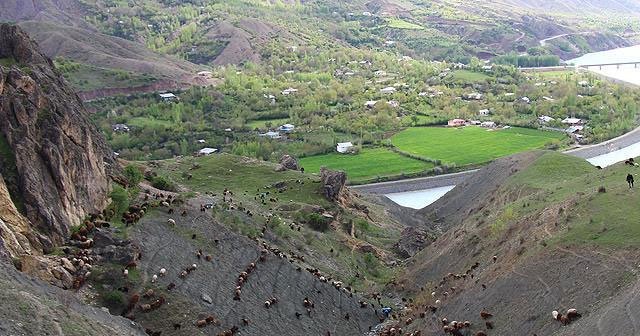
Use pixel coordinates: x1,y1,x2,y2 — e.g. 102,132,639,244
480,310,493,319
167,219,176,226
159,268,166,276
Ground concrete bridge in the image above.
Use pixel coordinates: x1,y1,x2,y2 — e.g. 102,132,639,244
578,61,640,70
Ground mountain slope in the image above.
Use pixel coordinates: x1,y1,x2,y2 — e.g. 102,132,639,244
390,151,640,335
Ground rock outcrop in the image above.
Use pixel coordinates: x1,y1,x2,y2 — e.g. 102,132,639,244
395,227,430,258
279,154,299,171
0,23,116,252
320,167,347,202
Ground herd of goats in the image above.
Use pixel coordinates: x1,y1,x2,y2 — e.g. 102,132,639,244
59,184,583,336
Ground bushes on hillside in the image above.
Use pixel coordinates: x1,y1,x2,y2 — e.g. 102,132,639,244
123,164,144,186
150,175,177,192
307,213,330,232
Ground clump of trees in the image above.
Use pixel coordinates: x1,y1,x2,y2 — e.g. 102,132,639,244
493,53,560,67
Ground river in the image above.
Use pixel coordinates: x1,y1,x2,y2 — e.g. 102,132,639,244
385,45,640,209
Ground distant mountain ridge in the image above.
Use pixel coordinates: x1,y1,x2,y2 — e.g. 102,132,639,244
489,0,640,15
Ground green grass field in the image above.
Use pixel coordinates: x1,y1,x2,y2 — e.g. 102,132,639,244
299,148,433,183
386,18,425,30
246,118,289,130
392,126,565,166
156,153,330,206
451,70,490,82
128,117,174,129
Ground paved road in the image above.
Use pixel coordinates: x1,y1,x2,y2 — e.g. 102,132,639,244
539,31,594,47
351,170,476,194
355,125,640,195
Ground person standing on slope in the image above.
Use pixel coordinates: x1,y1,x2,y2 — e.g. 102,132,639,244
627,173,634,188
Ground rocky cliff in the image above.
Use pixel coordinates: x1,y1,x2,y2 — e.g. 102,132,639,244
0,23,116,255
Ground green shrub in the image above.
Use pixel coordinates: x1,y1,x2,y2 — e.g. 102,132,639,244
151,175,177,192
103,290,126,309
308,213,330,232
123,164,144,186
110,185,129,219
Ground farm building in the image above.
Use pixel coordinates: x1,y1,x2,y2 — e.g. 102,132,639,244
380,87,397,94
159,92,177,101
538,115,554,123
565,125,584,134
365,100,378,108
478,109,491,116
481,121,497,128
562,117,583,125
465,92,483,100
279,124,295,133
281,88,298,95
448,119,466,127
260,131,281,139
336,142,354,153
198,148,218,156
112,124,130,133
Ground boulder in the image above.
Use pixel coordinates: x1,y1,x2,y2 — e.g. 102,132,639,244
201,293,213,304
320,168,347,202
95,243,138,265
51,265,74,289
279,155,299,171
93,229,125,248
60,257,76,273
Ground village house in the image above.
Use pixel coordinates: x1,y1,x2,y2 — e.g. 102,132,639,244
260,131,281,139
481,121,497,128
373,70,387,77
521,96,531,103
565,125,584,134
448,119,466,127
159,92,177,101
380,86,397,94
538,115,554,124
198,148,218,156
387,100,400,108
281,88,298,95
197,139,206,144
278,124,295,133
478,109,491,116
263,94,276,105
365,100,378,108
112,124,130,133
561,117,583,125
469,120,481,125
336,142,354,153
465,92,483,100
542,96,555,102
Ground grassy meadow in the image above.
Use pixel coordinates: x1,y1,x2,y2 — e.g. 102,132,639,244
392,126,565,166
299,148,434,184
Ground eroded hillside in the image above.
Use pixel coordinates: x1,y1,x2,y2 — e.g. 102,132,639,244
383,151,640,336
